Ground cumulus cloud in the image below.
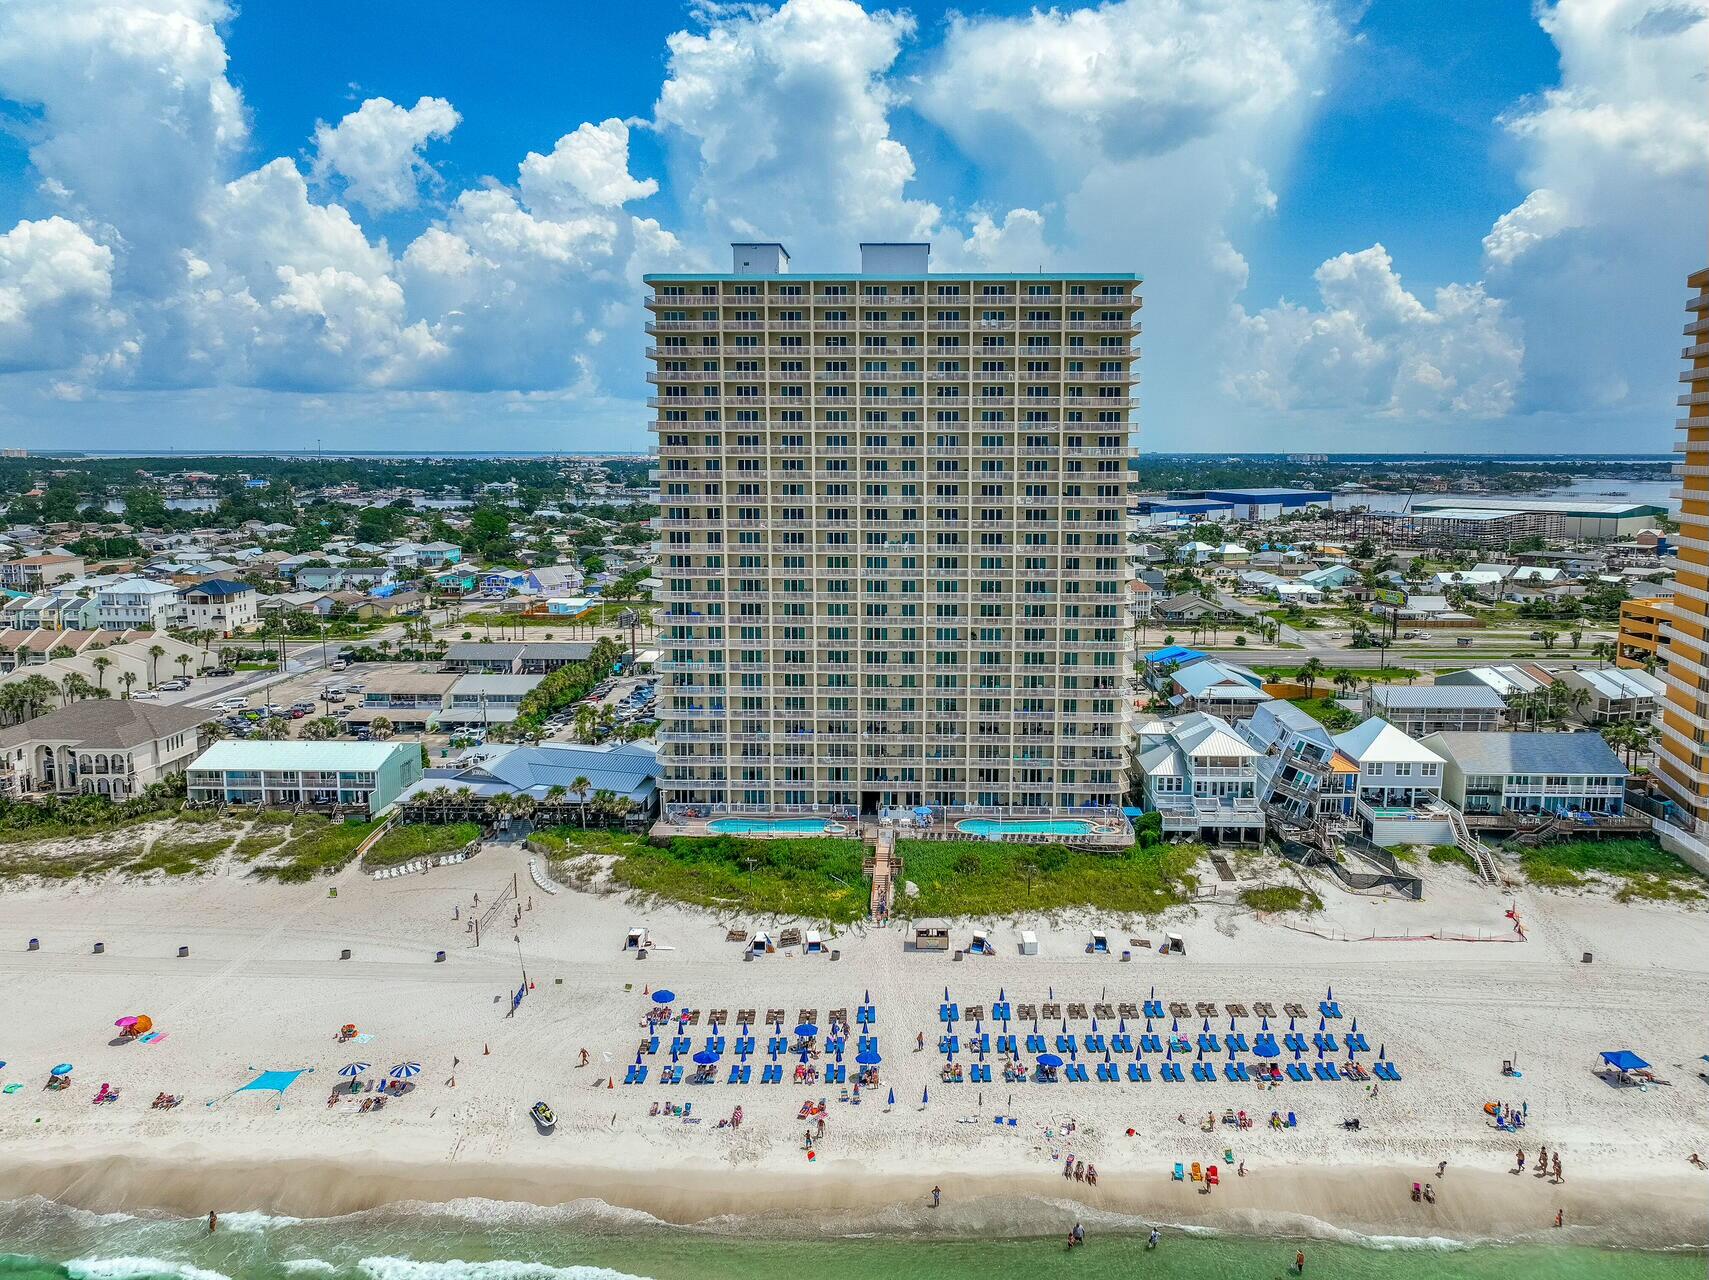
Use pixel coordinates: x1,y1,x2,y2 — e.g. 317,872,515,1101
1482,0,1709,413
310,95,461,213
653,0,939,265
1228,245,1523,417
0,0,671,403
0,216,128,372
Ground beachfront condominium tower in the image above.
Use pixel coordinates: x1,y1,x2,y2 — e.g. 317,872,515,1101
647,242,1139,818
1655,266,1709,836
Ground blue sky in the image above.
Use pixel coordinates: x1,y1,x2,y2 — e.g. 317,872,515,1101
0,0,1701,454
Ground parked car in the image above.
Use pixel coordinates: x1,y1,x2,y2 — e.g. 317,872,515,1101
132,690,162,700
206,666,235,677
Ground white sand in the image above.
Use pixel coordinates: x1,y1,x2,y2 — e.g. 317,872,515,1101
0,846,1705,1246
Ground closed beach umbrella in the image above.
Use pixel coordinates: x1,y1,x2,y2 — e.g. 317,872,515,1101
1260,1015,1269,1031
1327,986,1333,1000
338,1062,370,1077
1091,1017,1099,1033
944,986,950,1001
1351,1017,1359,1032
1171,1017,1179,1033
1202,1018,1209,1032
692,1050,719,1065
651,990,675,1005
1118,1018,1126,1033
1319,1016,1326,1031
999,987,1006,1001
1289,1017,1296,1031
1379,1044,1386,1060
922,1086,930,1105
1229,1017,1236,1031
864,989,871,1004
389,1062,422,1079
887,1088,896,1106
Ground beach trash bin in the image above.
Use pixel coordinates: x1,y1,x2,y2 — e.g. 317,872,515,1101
435,950,446,963
340,948,352,960
178,946,189,958
27,937,38,951
93,942,104,954
1582,952,1592,964
831,949,840,961
1122,949,1131,962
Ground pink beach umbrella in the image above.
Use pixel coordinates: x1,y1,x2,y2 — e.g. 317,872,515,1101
114,1017,139,1029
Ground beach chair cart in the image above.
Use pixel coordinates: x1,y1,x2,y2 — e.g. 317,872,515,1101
1019,930,1039,956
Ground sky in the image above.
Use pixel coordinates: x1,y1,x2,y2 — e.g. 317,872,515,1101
0,0,1703,456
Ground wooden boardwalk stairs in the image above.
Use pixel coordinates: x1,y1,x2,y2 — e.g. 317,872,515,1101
1437,803,1500,885
865,827,899,921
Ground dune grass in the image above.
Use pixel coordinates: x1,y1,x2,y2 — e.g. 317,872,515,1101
607,835,868,922
129,836,233,877
1239,885,1324,913
1518,837,1703,897
363,821,481,868
896,839,1202,918
254,815,381,882
1428,844,1479,874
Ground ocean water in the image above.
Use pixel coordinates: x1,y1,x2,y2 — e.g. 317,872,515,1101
0,1198,1698,1280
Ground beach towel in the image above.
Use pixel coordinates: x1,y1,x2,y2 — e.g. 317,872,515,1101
1,1084,19,1094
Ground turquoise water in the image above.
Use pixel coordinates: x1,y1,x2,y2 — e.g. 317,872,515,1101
705,818,830,834
958,818,1096,836
0,1198,1698,1280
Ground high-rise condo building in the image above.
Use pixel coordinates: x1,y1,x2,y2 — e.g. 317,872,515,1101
1655,266,1709,843
646,242,1139,821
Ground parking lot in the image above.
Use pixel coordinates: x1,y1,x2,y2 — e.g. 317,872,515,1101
537,673,656,742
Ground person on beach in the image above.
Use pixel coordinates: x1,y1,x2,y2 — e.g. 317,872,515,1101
1690,1153,1707,1170
579,1049,589,1067
1063,1157,1074,1180
1237,1160,1246,1177
1068,1222,1085,1248
1554,1209,1563,1228
208,1212,217,1234
1538,1144,1548,1173
1553,1153,1563,1182
1516,1149,1526,1172
917,1031,925,1052
1437,1160,1447,1177
1296,1248,1306,1274
1148,1226,1160,1250
932,1185,941,1208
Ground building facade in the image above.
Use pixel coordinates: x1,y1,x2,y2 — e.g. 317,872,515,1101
647,242,1137,816
1655,267,1709,830
187,740,423,814
0,701,212,799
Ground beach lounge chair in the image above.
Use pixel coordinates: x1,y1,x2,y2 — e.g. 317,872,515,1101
738,1008,757,1024
1144,1000,1164,1018
1127,1063,1143,1082
1284,1003,1306,1018
1322,1061,1342,1081
826,1065,846,1084
1173,1162,1185,1181
1227,1033,1249,1053
1068,1064,1090,1082
1254,1002,1276,1018
1190,1161,1202,1182
1206,1164,1219,1187
1055,1034,1074,1053
1026,1034,1046,1053
624,1064,647,1085
767,1036,787,1056
761,1064,783,1085
1225,1003,1248,1018
997,1035,1017,1055
970,1033,989,1055
1042,1002,1061,1020
1222,1063,1241,1081
964,1004,985,1022
1111,1034,1133,1054
1195,1002,1217,1018
992,1001,1011,1020
1119,1002,1139,1018
1348,1032,1370,1053
1320,1001,1342,1019
1285,1033,1307,1053
1168,1002,1190,1018
1165,1063,1186,1082
671,1036,692,1056
1068,1002,1089,1018
1093,1002,1114,1019
1141,1033,1162,1053
939,1035,959,1055
641,1036,659,1055
1084,1035,1106,1054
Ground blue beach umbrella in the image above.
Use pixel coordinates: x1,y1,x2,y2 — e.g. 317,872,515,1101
1229,1016,1236,1031
1352,1017,1359,1032
1260,1016,1269,1031
1379,1044,1386,1060
1319,1016,1326,1031
944,986,950,1001
338,1062,370,1077
1253,1039,1279,1059
1118,1018,1127,1033
856,1050,881,1066
1202,1018,1210,1032
1327,986,1334,1000
795,1023,818,1038
922,1086,930,1105
389,1062,422,1079
1036,1053,1063,1068
1289,1016,1296,1031
693,1050,719,1065
651,990,675,1005
1171,1017,1179,1033
887,1088,895,1106
999,987,1006,1001
1091,1017,1099,1033
864,989,871,1003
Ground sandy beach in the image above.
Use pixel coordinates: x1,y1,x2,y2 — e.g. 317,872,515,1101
0,845,1705,1251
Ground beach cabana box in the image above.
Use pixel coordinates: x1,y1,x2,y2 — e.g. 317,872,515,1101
969,929,993,956
913,919,951,952
1020,930,1039,956
625,927,650,951
805,930,824,954
1165,933,1186,956
1090,930,1109,954
749,931,774,956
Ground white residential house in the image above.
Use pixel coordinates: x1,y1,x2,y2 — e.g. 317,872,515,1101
176,578,258,634
94,577,181,631
1556,666,1663,724
1164,657,1273,722
1136,711,1266,843
1330,717,1455,847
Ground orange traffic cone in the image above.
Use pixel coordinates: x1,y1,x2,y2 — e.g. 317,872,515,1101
607,1074,614,1090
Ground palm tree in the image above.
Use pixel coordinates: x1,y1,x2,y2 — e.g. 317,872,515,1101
118,671,137,699
1538,627,1559,651
1568,628,1583,651
147,643,166,685
570,775,591,828
1295,657,1325,698
175,654,193,682
91,655,112,690
369,715,394,741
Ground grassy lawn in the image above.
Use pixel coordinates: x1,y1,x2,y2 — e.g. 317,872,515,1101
254,815,381,883
1239,885,1323,913
895,839,1202,918
1254,664,1420,684
1517,837,1705,900
1289,696,1357,729
531,826,640,859
364,821,481,868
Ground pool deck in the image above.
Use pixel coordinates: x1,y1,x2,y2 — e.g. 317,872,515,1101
650,815,1132,848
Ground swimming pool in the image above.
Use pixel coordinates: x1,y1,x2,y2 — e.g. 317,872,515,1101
956,818,1099,837
707,817,833,835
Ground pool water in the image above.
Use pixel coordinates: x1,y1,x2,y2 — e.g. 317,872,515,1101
707,817,832,834
957,818,1097,837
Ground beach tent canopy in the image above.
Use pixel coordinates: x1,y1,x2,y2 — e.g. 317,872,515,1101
214,1068,312,1110
1600,1050,1650,1072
